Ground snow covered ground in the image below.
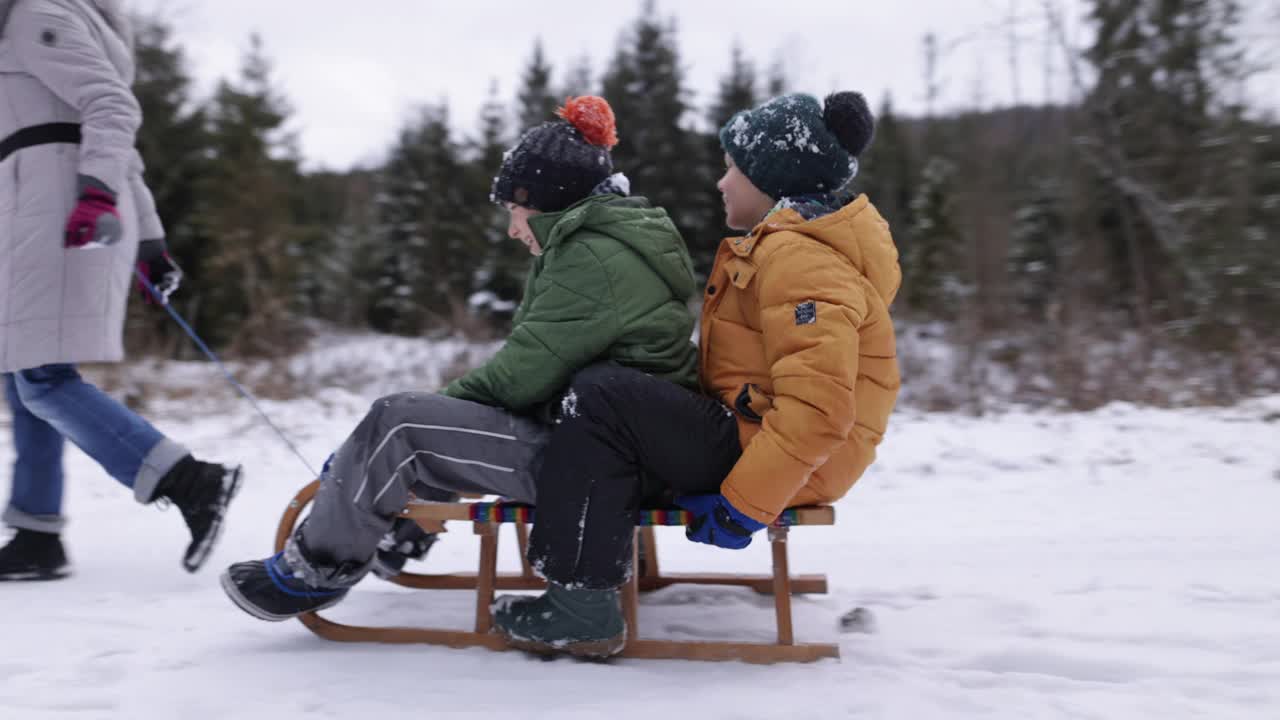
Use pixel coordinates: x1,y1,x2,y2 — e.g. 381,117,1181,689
2,340,1279,719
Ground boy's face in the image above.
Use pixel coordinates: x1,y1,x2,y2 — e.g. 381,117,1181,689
506,202,544,256
717,154,776,232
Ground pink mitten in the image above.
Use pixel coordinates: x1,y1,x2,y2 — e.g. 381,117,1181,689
65,185,122,248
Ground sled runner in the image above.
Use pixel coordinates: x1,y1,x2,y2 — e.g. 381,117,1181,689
275,480,839,664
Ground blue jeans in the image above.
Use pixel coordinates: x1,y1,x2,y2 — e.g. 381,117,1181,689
3,364,189,534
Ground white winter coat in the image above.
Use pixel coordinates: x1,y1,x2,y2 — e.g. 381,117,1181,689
0,0,163,372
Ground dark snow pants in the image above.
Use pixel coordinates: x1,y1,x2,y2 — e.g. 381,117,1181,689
528,364,743,590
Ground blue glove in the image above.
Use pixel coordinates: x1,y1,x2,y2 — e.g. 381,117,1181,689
674,494,767,550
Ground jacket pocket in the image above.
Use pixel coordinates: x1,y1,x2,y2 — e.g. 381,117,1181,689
734,383,773,423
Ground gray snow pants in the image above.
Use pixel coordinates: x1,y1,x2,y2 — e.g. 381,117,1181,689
294,392,551,585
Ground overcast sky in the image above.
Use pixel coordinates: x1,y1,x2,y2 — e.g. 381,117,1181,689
138,0,1278,171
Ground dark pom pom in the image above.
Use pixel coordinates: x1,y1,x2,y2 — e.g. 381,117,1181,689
823,91,875,157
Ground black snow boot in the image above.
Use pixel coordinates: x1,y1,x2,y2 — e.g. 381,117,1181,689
492,583,627,659
153,456,243,572
221,533,356,622
0,529,71,581
371,518,438,580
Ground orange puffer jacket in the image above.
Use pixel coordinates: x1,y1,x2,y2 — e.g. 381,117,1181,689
699,195,902,524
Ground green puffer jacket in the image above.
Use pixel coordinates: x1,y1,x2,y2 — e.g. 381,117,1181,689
442,194,699,411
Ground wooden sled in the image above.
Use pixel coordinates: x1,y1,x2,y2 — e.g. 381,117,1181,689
275,480,840,664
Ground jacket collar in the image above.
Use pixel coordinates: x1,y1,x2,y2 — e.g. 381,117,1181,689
728,194,868,259
729,193,900,305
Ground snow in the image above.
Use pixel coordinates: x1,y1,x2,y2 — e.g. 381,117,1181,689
2,334,1279,719
558,388,579,421
726,114,761,151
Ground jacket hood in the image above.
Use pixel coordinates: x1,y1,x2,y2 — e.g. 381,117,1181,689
736,193,901,306
89,0,132,50
528,193,697,302
0,1,132,48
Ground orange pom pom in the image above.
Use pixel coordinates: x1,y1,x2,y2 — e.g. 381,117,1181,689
556,96,618,149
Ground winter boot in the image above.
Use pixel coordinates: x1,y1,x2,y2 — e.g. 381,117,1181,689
492,583,627,659
220,534,357,622
371,518,438,580
152,455,243,572
0,529,71,581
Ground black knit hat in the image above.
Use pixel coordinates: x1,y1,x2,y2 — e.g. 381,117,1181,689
491,96,619,213
719,91,875,199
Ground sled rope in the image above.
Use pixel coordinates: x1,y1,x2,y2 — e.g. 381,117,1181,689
137,269,319,477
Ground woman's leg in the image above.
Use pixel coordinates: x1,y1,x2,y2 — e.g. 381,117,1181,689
11,364,188,503
2,373,67,533
11,364,241,572
0,375,73,580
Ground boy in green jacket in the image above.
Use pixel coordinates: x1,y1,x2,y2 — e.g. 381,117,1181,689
221,97,699,621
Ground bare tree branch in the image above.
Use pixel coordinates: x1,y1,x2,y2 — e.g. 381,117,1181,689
1040,0,1213,316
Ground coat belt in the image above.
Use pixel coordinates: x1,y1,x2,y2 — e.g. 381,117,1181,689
0,122,81,163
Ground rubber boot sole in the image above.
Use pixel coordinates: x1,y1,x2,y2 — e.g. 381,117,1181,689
502,629,628,660
183,465,244,573
0,565,71,582
219,568,345,622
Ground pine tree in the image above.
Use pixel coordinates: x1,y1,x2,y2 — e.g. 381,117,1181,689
196,34,305,355
697,42,757,272
1083,0,1248,328
857,95,916,238
516,39,557,135
905,156,966,315
902,32,967,319
764,58,788,98
1007,178,1066,321
291,170,355,324
467,81,526,326
131,14,207,252
1212,113,1280,331
369,103,472,334
601,2,704,259
559,55,595,99
128,13,208,354
322,169,380,328
708,43,757,130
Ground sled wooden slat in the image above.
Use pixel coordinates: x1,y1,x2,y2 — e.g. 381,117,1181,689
473,523,498,634
640,526,660,579
276,480,840,664
398,499,836,527
298,615,837,664
623,542,640,637
299,612,511,650
770,526,795,645
621,639,838,664
385,570,828,595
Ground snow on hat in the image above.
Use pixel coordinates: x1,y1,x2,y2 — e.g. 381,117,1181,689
491,96,619,213
719,91,875,199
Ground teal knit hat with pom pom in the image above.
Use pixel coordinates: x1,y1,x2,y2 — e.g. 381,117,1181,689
719,91,875,199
